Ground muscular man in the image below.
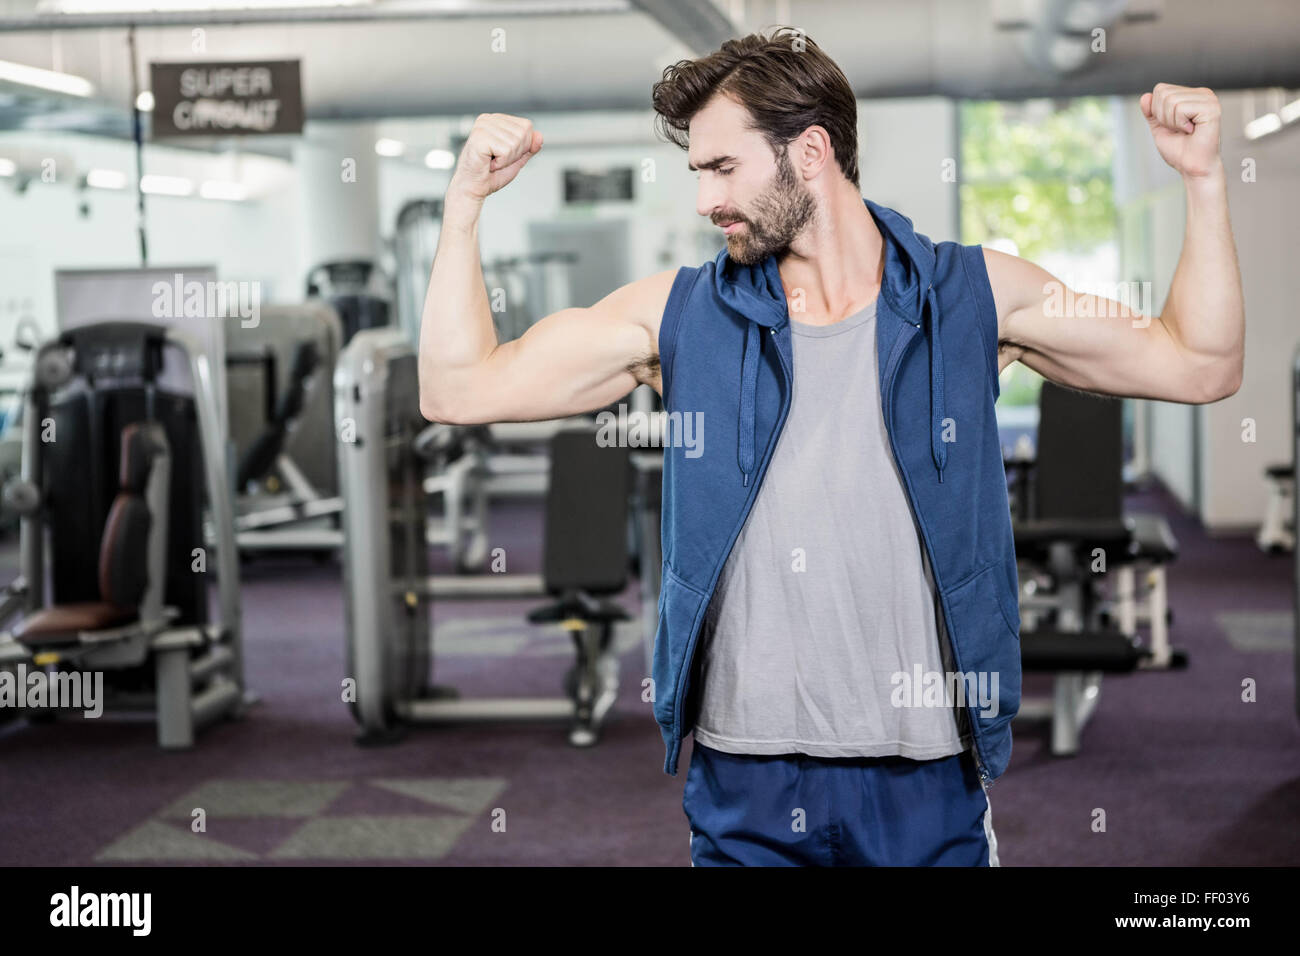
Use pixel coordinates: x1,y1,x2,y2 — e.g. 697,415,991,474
419,29,1244,867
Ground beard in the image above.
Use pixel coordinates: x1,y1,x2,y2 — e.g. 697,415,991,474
716,149,817,265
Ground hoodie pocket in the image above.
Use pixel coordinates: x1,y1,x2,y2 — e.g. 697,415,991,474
941,563,1021,728
650,565,710,732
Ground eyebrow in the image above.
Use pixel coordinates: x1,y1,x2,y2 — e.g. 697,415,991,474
687,155,738,172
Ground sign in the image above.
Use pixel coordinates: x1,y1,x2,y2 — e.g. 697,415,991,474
563,167,634,203
150,60,303,137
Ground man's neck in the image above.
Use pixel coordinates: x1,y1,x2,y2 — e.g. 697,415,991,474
777,186,884,326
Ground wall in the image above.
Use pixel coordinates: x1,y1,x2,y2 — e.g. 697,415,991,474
1114,89,1300,531
0,95,957,351
0,130,300,348
1201,90,1300,531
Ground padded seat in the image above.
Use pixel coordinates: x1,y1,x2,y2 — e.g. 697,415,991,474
1020,628,1142,673
527,592,631,627
11,602,137,646
1012,517,1132,561
11,422,164,649
1123,513,1178,563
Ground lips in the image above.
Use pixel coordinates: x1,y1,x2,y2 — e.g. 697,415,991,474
722,221,744,235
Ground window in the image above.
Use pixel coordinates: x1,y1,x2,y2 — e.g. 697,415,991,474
959,97,1119,411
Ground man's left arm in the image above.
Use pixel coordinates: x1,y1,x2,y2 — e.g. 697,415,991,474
988,83,1245,405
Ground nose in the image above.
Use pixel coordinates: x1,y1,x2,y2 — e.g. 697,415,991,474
696,177,724,221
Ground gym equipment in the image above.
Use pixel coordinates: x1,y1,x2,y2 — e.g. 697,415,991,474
392,197,577,348
335,328,633,747
392,206,622,571
477,252,579,345
393,198,443,348
1293,345,1300,722
223,304,345,555
0,317,40,535
0,321,247,747
633,450,663,680
306,260,392,344
480,257,530,343
1012,381,1184,755
1257,464,1294,553
415,423,492,573
1258,341,1298,554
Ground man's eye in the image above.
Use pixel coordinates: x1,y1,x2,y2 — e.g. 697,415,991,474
719,167,735,176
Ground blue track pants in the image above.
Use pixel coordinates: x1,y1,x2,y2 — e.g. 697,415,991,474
683,742,1000,867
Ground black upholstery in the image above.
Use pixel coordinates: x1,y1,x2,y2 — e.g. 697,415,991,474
1013,381,1178,567
15,422,165,645
542,427,631,596
328,294,390,344
1019,628,1143,673
236,339,319,489
527,425,632,627
1033,381,1124,522
1124,512,1178,563
1011,383,1181,673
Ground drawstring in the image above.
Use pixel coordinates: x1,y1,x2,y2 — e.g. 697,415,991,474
737,321,761,485
926,282,947,483
734,279,945,487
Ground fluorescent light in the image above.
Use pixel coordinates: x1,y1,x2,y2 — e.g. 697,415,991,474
1280,97,1300,126
1245,113,1282,140
0,58,94,98
141,174,193,196
136,90,154,112
200,180,248,201
424,148,455,170
0,158,15,177
47,0,371,11
375,138,404,157
87,169,128,189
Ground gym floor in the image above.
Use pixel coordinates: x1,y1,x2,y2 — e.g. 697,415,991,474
2,481,1296,867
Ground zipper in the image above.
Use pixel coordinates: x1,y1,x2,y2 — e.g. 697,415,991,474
670,321,793,747
881,319,995,790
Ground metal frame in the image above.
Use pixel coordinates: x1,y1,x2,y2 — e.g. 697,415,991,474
1294,345,1300,723
0,324,248,748
1017,543,1107,755
224,304,346,555
335,328,624,745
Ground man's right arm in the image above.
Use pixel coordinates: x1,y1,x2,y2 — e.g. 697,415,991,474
418,113,674,425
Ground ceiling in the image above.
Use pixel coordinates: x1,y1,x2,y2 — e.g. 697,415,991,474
0,0,1297,144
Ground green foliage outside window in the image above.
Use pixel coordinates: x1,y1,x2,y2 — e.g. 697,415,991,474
959,97,1118,406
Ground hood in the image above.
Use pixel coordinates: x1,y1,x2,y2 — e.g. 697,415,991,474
712,196,949,485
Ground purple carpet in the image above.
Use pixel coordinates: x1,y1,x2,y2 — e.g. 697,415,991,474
1,488,1298,866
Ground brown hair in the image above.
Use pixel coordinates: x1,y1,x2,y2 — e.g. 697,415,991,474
651,27,860,188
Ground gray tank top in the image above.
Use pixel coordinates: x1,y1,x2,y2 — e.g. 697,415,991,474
692,298,972,759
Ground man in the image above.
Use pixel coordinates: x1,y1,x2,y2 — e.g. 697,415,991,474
419,28,1244,867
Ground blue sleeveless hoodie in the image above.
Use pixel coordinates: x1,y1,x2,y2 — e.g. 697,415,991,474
653,197,1022,785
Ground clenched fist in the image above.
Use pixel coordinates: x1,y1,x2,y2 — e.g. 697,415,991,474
448,113,543,205
1140,83,1223,180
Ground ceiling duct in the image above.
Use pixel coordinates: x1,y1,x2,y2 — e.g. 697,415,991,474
996,0,1162,75
625,0,736,55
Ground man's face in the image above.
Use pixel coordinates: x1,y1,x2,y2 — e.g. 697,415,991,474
688,94,817,265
